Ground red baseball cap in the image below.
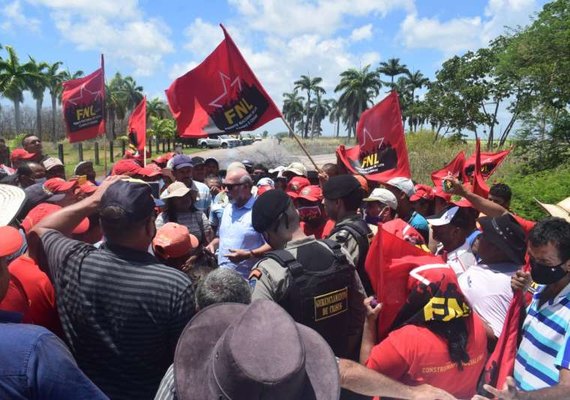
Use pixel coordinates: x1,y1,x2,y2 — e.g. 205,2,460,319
76,181,98,195
10,148,35,163
139,163,162,178
21,203,90,235
0,226,23,257
452,197,475,208
44,178,76,194
111,159,143,176
286,177,310,198
296,185,323,202
410,184,435,202
153,222,199,259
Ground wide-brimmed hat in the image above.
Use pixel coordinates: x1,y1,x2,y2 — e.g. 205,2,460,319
0,184,26,226
536,196,570,222
174,300,339,400
478,214,527,265
284,162,307,177
160,181,192,200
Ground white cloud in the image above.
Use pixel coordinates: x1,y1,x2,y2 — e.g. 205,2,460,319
398,0,541,55
399,13,483,55
24,0,173,76
1,0,41,33
350,24,373,42
228,0,414,37
169,61,198,80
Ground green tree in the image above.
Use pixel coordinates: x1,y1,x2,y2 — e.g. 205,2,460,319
335,65,382,139
309,95,332,137
27,57,49,138
146,97,168,120
378,58,409,89
294,75,324,138
147,116,176,140
402,70,429,132
44,61,68,142
282,89,305,136
328,98,343,137
0,46,37,134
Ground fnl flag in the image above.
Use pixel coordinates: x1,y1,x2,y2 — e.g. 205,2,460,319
128,96,146,154
431,151,466,188
62,55,105,143
166,25,281,138
463,148,511,180
336,91,411,181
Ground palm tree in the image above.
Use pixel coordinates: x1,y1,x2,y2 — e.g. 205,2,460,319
378,58,409,89
294,75,324,138
328,99,343,137
309,95,332,137
146,97,168,120
122,76,144,111
27,57,49,138
402,70,429,132
335,65,382,139
106,73,144,137
45,61,66,142
282,90,305,135
0,46,37,134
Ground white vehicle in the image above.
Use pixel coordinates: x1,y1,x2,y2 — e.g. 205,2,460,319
219,135,240,148
197,137,222,149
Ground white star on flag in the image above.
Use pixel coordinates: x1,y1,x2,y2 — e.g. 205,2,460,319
68,83,103,106
361,127,384,149
209,72,242,108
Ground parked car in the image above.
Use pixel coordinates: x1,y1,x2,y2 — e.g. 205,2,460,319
197,137,222,148
219,135,240,148
240,134,255,146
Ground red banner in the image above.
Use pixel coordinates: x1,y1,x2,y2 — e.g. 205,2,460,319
365,222,442,341
478,291,525,395
471,139,490,198
128,96,146,153
463,148,510,180
431,151,465,188
336,91,411,182
62,55,105,143
165,25,281,138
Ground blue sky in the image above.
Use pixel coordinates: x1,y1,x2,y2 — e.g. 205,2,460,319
0,0,549,135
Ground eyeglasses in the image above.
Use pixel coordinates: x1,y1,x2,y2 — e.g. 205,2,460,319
223,183,244,190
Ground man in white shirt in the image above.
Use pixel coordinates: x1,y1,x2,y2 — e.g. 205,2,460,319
458,214,527,340
427,205,477,276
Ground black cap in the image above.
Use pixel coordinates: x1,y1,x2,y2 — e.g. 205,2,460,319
204,157,218,166
323,175,361,200
99,180,155,223
252,190,291,232
191,156,205,166
478,214,527,265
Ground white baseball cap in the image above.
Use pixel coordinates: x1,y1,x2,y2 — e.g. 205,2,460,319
426,206,460,227
363,188,398,210
386,177,415,198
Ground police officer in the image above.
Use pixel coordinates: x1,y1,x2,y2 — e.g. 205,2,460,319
323,175,374,295
249,189,366,362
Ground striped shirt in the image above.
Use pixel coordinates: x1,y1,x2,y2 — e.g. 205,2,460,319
156,210,212,244
154,364,177,400
514,283,570,390
42,230,196,400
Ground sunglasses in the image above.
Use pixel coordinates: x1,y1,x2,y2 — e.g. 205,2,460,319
223,183,244,190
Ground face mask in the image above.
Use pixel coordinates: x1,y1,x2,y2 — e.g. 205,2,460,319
34,177,47,185
530,258,568,285
365,215,382,225
297,206,321,222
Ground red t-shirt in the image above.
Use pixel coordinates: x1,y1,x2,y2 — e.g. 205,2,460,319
366,315,487,399
0,255,63,338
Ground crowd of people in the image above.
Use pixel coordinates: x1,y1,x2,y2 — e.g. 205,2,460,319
0,133,569,400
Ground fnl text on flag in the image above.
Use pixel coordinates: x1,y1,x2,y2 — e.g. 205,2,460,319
62,56,105,143
336,91,411,182
166,25,281,138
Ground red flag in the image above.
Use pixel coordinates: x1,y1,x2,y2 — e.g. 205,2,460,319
431,151,466,188
128,96,146,153
165,25,281,138
471,139,490,198
478,291,525,394
336,91,411,182
365,221,442,340
463,148,510,180
62,55,105,143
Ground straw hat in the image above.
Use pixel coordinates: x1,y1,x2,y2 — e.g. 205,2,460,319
536,196,570,222
0,184,26,226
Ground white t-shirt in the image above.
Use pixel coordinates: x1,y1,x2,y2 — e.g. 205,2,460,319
446,240,477,277
458,262,519,337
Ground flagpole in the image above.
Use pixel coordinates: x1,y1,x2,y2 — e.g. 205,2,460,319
280,117,320,172
143,145,147,167
103,137,108,176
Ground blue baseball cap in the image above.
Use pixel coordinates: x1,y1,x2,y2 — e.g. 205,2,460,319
99,180,155,222
171,155,194,170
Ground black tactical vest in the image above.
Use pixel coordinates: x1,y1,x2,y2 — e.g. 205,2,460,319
265,239,356,359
